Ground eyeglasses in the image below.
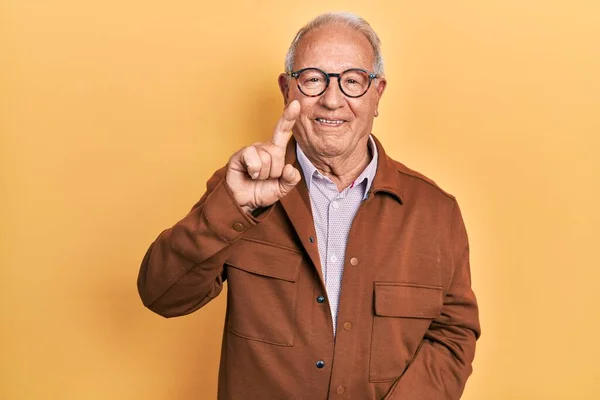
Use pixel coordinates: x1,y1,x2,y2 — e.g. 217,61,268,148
288,67,377,98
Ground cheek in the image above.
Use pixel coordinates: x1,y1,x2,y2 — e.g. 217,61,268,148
294,109,313,134
297,115,314,136
296,101,316,124
350,100,376,120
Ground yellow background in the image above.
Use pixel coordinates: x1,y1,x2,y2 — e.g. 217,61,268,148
2,1,599,399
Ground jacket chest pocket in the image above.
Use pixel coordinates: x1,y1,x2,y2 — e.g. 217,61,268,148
225,240,303,346
369,282,443,382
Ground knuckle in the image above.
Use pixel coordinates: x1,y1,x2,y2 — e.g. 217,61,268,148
242,145,256,157
258,149,271,162
242,151,260,169
267,143,285,157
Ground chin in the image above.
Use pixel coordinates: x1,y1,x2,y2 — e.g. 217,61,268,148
298,127,354,158
314,140,349,158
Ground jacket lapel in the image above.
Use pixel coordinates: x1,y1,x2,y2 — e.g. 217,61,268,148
279,138,325,287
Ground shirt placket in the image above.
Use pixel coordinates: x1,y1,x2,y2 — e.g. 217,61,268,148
326,189,349,334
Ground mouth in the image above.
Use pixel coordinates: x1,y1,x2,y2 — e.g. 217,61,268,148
314,118,347,126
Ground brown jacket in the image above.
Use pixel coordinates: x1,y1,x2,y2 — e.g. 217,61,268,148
137,136,480,400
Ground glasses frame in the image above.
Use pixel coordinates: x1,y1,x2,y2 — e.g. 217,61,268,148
288,67,378,98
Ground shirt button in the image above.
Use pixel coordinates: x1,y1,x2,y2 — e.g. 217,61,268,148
343,321,352,331
332,201,339,209
350,257,359,266
330,254,338,263
233,222,245,232
336,386,346,395
316,360,325,369
316,295,325,303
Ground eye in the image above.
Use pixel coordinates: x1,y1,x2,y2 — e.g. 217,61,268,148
301,73,326,86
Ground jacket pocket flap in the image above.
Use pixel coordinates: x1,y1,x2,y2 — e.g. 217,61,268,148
226,240,302,282
374,282,443,318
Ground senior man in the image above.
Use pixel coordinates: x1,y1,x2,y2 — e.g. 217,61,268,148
138,12,480,400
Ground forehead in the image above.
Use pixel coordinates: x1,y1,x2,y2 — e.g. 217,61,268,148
294,23,375,71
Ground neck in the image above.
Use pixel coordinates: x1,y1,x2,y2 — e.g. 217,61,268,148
306,138,372,192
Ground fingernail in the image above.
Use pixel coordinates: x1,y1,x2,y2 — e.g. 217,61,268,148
252,172,259,179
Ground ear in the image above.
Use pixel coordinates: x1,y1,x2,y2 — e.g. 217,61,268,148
278,73,291,105
373,77,387,117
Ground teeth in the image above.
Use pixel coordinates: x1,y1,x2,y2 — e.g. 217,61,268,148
317,118,344,124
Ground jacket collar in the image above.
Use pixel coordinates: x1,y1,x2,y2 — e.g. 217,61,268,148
368,135,404,204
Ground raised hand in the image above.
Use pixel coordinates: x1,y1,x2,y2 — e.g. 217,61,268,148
226,100,302,213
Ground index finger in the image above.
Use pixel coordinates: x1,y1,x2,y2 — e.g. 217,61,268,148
271,100,301,148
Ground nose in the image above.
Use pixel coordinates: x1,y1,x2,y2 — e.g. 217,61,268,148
319,77,345,110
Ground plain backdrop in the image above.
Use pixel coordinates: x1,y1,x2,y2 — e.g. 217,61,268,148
1,1,599,399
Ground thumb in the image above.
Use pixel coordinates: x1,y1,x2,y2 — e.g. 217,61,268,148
278,164,301,197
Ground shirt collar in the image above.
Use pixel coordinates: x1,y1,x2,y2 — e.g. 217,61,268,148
295,142,319,193
296,135,378,200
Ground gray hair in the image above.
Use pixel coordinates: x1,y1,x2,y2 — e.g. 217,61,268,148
284,12,385,76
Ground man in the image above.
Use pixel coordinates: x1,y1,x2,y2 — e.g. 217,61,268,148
138,12,480,400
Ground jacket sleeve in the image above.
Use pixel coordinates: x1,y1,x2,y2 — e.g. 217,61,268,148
137,166,271,318
386,201,481,400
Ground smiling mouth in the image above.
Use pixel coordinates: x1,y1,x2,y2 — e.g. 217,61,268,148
315,118,346,126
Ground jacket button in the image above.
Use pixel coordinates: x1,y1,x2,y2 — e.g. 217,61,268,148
233,222,245,232
350,257,359,266
316,360,325,369
316,295,325,303
343,321,352,331
336,386,346,394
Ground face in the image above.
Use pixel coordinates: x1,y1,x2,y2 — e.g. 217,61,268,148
279,23,386,161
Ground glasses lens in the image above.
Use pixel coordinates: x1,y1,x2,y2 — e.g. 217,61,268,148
340,69,370,97
297,69,327,96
